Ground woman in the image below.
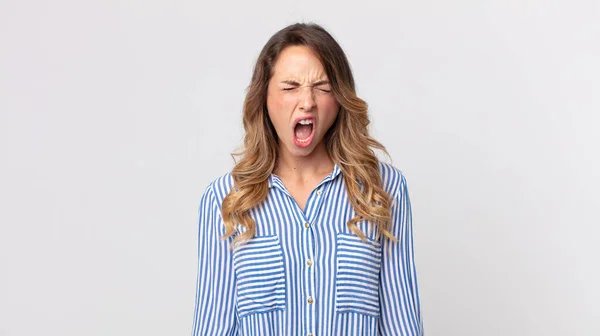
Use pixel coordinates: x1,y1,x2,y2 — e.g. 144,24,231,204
192,22,423,336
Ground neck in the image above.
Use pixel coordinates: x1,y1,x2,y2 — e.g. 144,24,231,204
274,141,334,180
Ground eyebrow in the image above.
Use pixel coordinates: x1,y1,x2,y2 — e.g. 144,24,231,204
280,79,330,86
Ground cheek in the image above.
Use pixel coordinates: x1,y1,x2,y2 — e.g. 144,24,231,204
266,94,289,135
268,89,295,108
266,91,280,116
267,92,294,116
317,97,340,125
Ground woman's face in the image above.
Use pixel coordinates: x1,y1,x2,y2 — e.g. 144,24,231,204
266,45,340,159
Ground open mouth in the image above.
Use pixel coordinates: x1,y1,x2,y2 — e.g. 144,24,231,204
293,117,315,147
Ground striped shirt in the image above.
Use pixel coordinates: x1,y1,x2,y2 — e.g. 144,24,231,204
192,161,423,335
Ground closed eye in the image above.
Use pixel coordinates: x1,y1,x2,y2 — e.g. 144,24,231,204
316,85,332,92
282,85,331,92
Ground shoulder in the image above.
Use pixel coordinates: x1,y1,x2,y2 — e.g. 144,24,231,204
377,161,408,198
201,172,235,209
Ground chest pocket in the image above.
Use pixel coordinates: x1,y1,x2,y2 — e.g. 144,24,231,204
335,232,382,317
232,235,286,318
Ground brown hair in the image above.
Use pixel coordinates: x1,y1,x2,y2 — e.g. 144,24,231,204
221,22,398,247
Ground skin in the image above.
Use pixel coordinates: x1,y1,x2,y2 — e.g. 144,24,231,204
266,45,340,210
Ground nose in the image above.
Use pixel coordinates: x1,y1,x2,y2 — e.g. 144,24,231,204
298,87,316,111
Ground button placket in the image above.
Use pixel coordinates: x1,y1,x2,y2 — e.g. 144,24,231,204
305,209,322,335
306,226,316,335
304,196,318,336
302,178,334,336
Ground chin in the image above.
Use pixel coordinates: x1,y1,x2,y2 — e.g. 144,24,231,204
282,140,318,158
288,145,315,157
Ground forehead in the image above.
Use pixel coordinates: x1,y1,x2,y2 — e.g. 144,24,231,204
272,45,327,79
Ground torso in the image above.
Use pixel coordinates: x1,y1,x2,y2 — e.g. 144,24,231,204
281,183,313,212
278,174,329,211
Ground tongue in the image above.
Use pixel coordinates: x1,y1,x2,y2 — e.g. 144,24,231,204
295,124,312,140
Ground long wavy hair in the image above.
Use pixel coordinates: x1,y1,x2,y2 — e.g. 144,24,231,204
221,22,398,247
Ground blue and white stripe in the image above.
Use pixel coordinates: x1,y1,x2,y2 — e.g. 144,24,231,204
192,161,423,335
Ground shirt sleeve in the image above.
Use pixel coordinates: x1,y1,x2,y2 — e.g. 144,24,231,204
191,184,238,335
379,175,424,335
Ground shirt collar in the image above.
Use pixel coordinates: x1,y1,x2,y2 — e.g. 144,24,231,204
268,163,342,189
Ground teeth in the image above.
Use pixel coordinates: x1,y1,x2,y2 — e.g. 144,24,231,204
298,119,313,125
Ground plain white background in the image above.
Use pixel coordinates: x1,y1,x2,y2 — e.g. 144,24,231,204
1,0,599,335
